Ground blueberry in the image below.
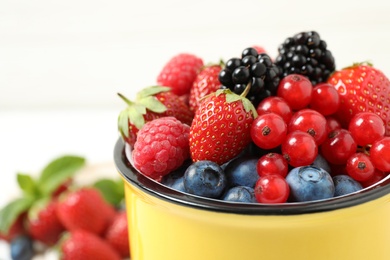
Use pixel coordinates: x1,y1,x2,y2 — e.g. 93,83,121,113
333,175,363,197
10,235,34,260
183,160,227,198
222,186,256,203
286,166,335,202
311,154,331,174
163,175,186,192
224,156,259,188
162,164,188,192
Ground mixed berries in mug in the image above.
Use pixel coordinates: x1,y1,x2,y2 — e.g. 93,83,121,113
118,31,390,204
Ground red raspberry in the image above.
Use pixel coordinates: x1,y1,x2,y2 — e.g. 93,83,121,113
157,53,204,96
133,117,190,181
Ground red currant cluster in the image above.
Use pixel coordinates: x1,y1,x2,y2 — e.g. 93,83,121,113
251,74,390,203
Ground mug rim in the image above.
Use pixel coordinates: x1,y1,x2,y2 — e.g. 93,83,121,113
114,138,390,215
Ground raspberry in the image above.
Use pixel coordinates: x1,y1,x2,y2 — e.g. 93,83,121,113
157,53,204,96
132,117,190,181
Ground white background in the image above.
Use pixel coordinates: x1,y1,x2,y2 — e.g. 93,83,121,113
1,0,390,258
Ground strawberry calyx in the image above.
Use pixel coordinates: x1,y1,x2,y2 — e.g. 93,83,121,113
215,86,258,118
202,59,225,69
117,86,172,139
0,155,85,236
343,61,373,70
27,197,50,222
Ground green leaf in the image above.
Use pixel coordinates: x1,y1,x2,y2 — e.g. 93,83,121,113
17,173,38,197
136,86,171,99
138,96,167,113
133,103,147,115
128,105,146,130
38,155,86,195
242,98,258,118
216,88,258,117
27,197,50,222
93,179,125,207
0,197,34,233
118,109,131,138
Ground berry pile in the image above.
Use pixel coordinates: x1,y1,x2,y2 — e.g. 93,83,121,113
0,156,130,260
118,31,390,205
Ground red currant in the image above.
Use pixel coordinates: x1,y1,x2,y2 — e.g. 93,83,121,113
309,83,340,116
326,116,342,133
256,96,293,124
288,109,327,145
348,112,385,147
346,153,375,182
277,74,313,110
320,129,357,165
360,169,389,188
254,175,290,203
370,137,390,172
256,153,288,178
250,113,287,150
282,131,318,167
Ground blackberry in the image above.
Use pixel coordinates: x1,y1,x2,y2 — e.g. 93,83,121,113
275,31,336,86
218,47,281,107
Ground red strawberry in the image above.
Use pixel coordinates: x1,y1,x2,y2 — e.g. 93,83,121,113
56,188,115,235
252,45,268,55
52,178,73,198
189,88,257,165
26,199,65,245
327,63,390,135
104,211,130,258
0,214,26,242
157,53,204,96
61,230,121,260
118,86,193,146
189,64,222,112
133,116,190,181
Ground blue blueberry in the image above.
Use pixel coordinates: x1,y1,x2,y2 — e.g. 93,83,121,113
183,160,227,198
286,166,335,202
10,235,34,260
333,175,363,197
163,175,185,192
162,160,192,192
311,154,331,174
224,156,259,188
222,186,256,203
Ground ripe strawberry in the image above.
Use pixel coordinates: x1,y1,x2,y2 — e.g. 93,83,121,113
0,214,25,242
118,86,193,146
56,188,115,235
133,116,190,181
26,199,65,245
61,230,121,260
189,64,222,112
252,45,268,55
52,178,73,198
157,53,204,96
327,63,390,135
189,88,257,165
104,211,130,258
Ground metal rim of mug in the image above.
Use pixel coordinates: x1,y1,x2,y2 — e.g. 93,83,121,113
114,138,390,215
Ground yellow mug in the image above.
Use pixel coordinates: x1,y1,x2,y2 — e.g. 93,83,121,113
114,138,390,260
